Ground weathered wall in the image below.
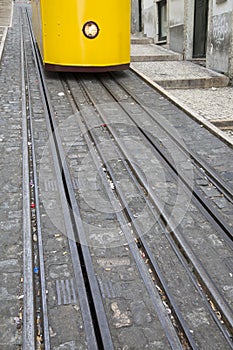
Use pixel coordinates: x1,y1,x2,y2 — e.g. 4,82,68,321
208,12,232,73
169,24,184,52
131,0,140,33
230,10,233,80
169,0,184,25
169,0,184,52
142,0,156,38
207,1,233,77
183,0,195,59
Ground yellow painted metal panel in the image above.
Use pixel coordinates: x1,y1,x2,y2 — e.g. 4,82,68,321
35,0,130,67
31,0,44,58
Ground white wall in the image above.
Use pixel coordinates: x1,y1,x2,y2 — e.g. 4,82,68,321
213,0,233,15
207,0,233,76
169,0,184,26
131,0,140,33
169,0,185,52
143,0,156,38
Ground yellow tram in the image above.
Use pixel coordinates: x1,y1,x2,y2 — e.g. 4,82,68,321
31,0,131,72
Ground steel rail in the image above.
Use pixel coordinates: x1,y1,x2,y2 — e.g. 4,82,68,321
62,76,186,350
113,71,233,202
138,126,233,243
25,10,113,350
106,122,233,334
101,151,233,348
73,75,233,336
98,75,233,244
115,154,233,347
88,112,233,347
20,11,36,350
26,11,100,350
22,7,50,348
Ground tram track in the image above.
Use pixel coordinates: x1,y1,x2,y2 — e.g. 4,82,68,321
33,36,187,350
73,72,233,242
25,8,182,350
24,15,185,349
25,9,114,350
76,72,233,242
114,71,233,195
61,77,200,350
21,12,36,349
21,7,233,349
65,72,233,347
62,74,233,346
100,72,233,235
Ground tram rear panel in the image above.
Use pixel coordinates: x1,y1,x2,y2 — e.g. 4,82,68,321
31,0,131,71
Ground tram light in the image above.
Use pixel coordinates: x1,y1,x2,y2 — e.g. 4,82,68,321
83,21,99,39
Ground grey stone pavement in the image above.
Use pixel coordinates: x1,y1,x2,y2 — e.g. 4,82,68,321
0,2,23,348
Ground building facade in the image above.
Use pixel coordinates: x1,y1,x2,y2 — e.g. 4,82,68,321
131,0,233,80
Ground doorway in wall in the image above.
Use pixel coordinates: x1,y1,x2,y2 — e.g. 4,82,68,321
138,0,142,32
158,0,168,41
193,0,208,58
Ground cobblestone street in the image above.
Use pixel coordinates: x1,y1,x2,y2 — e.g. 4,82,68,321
0,1,232,349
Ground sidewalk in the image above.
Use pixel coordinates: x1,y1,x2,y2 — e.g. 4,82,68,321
0,0,13,60
130,36,229,88
130,36,233,142
0,0,13,26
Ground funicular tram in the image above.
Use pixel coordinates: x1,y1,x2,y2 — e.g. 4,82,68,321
31,0,131,72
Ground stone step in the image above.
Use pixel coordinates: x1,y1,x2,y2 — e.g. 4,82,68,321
131,61,229,88
131,44,183,62
131,37,154,45
0,0,13,27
